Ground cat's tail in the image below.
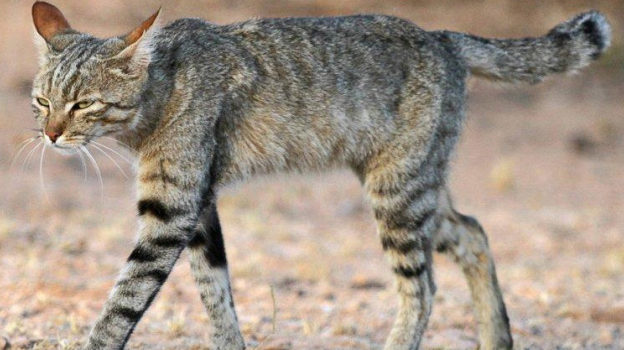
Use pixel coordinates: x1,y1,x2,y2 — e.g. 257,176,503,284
436,11,611,84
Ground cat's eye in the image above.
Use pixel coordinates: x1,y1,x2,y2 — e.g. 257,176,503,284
73,100,94,110
36,97,49,107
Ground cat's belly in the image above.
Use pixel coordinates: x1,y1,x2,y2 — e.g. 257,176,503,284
213,108,393,185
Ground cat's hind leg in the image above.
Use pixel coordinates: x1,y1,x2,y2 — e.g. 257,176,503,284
433,192,513,350
188,204,245,350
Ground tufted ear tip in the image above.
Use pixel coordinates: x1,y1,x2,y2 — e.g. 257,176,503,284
32,1,72,42
124,7,162,46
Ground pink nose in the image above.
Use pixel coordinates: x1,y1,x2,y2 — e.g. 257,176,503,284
46,130,61,143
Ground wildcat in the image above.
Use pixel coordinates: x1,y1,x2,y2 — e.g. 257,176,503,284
29,1,611,349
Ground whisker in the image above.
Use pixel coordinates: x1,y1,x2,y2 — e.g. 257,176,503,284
39,143,49,203
22,141,43,172
15,135,39,148
91,140,134,165
77,149,88,182
101,136,131,148
101,136,135,155
90,143,129,179
10,136,40,169
81,145,104,200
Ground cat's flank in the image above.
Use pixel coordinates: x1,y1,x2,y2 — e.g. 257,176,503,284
30,1,611,349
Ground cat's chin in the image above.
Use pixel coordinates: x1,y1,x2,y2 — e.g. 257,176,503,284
49,145,78,156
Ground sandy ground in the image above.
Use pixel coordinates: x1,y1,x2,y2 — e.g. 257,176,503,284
0,1,623,349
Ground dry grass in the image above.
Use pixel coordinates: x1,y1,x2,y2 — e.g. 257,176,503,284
1,1,623,349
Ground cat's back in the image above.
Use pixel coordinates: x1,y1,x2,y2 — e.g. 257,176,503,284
218,14,426,38
154,14,442,67
214,14,437,58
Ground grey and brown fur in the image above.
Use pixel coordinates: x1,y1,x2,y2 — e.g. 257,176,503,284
29,1,611,349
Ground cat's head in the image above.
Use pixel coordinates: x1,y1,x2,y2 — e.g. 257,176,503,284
31,1,160,152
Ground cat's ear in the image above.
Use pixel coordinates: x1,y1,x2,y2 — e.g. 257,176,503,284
32,1,71,41
32,1,72,59
113,8,162,72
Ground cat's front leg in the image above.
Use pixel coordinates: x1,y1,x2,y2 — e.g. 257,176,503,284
84,152,209,350
188,203,245,349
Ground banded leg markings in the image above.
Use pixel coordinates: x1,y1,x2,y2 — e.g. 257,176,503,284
118,269,169,284
127,245,158,262
433,207,513,350
365,166,442,350
188,209,228,268
381,234,420,254
109,305,143,322
127,233,189,263
393,264,426,279
150,234,188,248
187,205,245,349
137,198,187,222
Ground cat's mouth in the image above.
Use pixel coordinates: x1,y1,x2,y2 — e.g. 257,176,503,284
43,134,87,155
49,143,79,155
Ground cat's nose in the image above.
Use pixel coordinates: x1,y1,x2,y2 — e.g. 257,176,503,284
45,130,61,143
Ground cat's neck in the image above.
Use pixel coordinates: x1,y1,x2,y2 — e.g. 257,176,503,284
113,53,177,152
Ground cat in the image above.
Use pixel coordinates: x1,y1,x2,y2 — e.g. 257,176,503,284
30,1,611,349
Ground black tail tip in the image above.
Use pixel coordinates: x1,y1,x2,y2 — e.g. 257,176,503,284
550,11,612,60
572,11,612,59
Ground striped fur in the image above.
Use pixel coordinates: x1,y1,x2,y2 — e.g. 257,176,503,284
188,206,244,348
30,2,610,349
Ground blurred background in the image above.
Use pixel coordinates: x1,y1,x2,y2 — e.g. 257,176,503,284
0,1,623,349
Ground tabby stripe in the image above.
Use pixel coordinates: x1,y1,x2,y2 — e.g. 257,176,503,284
68,44,100,99
118,269,168,285
55,43,90,92
381,235,420,253
435,241,451,253
195,276,213,285
188,232,207,248
140,172,182,188
110,305,143,322
188,232,228,268
134,269,169,283
117,289,138,298
204,241,227,267
117,290,158,346
87,337,106,349
127,245,158,262
393,264,426,279
206,208,228,267
372,187,433,221
377,208,435,231
137,199,185,222
371,177,440,210
150,235,187,248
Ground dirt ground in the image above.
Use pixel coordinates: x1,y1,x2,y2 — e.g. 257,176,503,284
0,1,623,349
